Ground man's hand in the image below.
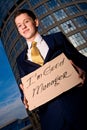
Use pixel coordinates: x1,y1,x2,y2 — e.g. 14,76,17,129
70,60,86,85
20,83,24,91
20,83,29,109
23,96,29,109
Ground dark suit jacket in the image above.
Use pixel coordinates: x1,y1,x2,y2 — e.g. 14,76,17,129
17,32,87,130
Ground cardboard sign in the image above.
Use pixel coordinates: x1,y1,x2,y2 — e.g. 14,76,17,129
21,53,82,111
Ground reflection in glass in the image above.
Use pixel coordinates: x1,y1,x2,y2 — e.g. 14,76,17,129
60,20,76,33
66,5,79,15
53,9,67,21
69,33,86,47
46,0,60,10
41,15,54,28
74,16,87,27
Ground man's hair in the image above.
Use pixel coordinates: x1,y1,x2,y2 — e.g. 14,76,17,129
14,9,36,20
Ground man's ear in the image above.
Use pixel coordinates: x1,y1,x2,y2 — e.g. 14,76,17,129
35,18,39,27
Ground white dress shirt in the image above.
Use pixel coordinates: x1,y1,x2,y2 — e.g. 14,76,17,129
27,33,49,61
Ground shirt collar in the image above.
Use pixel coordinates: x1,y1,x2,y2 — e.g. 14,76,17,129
34,33,42,44
27,33,42,49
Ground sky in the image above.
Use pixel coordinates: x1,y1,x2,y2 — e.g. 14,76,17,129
0,40,28,126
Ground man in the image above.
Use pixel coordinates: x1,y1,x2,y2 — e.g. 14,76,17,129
14,9,87,130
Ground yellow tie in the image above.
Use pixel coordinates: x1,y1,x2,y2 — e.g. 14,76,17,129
31,41,44,66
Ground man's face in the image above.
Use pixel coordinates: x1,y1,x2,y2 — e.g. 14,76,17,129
15,13,39,42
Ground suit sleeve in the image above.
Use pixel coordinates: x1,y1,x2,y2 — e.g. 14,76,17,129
16,57,25,101
16,56,26,78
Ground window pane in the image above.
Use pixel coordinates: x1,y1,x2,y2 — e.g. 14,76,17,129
2,28,8,40
19,3,30,9
46,0,60,10
60,0,72,4
79,47,87,57
38,25,43,33
73,16,87,27
53,9,67,21
60,20,76,34
11,49,16,59
41,15,54,28
47,27,60,34
10,30,18,42
35,5,47,17
6,38,11,49
29,0,42,6
6,18,14,33
15,41,21,51
83,29,87,38
78,3,87,11
66,5,80,15
69,33,86,47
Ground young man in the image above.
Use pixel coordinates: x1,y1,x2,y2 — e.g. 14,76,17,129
14,9,87,130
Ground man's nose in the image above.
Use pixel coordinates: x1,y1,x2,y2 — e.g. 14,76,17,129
22,23,26,29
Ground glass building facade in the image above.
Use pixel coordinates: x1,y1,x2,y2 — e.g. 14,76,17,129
0,117,32,130
0,0,87,83
0,0,87,129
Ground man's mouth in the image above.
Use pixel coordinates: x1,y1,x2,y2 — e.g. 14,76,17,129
23,29,29,34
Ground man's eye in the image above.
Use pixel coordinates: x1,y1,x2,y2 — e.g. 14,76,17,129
17,25,22,28
25,20,30,23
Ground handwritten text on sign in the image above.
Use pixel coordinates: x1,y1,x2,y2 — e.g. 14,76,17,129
21,53,82,111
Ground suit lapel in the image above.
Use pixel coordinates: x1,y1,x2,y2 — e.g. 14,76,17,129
23,46,41,67
23,34,62,65
43,35,56,63
43,35,63,63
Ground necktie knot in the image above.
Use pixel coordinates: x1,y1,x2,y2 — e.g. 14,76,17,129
32,41,37,47
31,41,44,66
31,41,39,56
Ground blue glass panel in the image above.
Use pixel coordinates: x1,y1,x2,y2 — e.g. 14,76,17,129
47,27,60,34
41,15,54,28
60,20,76,33
66,5,80,15
19,3,30,9
79,47,87,57
60,0,72,4
83,29,87,38
35,5,47,16
46,0,60,10
74,16,87,27
29,0,41,6
69,33,86,47
53,9,67,21
78,3,87,11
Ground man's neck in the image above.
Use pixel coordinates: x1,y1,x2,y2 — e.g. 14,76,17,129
26,32,39,43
